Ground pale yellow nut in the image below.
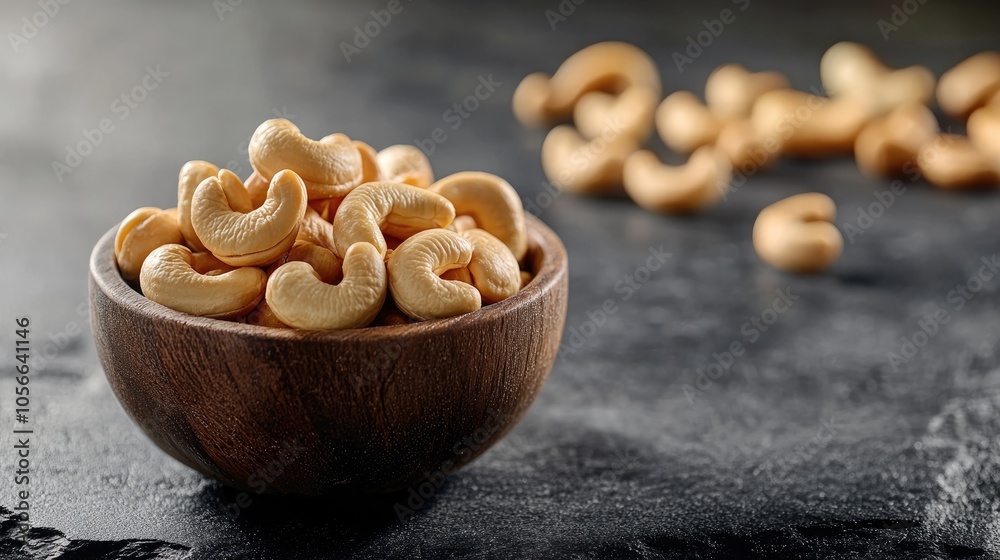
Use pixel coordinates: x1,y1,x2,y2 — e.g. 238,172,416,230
266,242,387,330
245,170,269,209
447,215,478,233
512,41,661,127
715,120,777,171
177,161,220,251
139,244,267,319
115,206,184,282
916,134,1000,190
387,229,481,321
655,91,725,154
428,171,528,262
454,229,521,304
705,64,789,120
332,181,455,258
751,89,871,158
266,241,344,285
820,42,934,115
249,119,363,199
377,145,434,188
191,169,308,267
541,125,638,195
854,103,939,178
623,147,731,214
354,140,383,183
296,206,337,251
968,104,1000,160
753,193,843,274
573,86,659,142
937,52,1000,120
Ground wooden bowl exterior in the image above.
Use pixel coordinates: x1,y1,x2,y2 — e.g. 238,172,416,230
89,215,567,495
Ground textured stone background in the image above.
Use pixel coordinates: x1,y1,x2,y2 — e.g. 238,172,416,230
1,0,1000,558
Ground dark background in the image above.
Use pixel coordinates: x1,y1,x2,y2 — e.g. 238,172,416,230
2,0,1000,558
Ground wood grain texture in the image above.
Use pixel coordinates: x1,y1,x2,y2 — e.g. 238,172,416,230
89,215,568,495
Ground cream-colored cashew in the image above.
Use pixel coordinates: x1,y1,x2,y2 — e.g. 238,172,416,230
937,51,1000,120
706,64,789,120
428,171,528,262
541,125,638,195
377,145,434,188
139,244,267,319
452,229,521,304
387,229,481,321
854,103,939,178
751,89,871,158
245,170,269,209
447,215,478,233
715,120,777,171
353,140,382,184
916,134,1000,190
655,91,724,154
753,193,843,274
249,119,363,199
267,241,344,284
573,86,659,142
968,104,1000,160
296,206,337,251
266,242,386,330
115,206,185,281
623,147,731,213
333,181,455,258
512,41,661,127
192,169,308,267
820,42,934,115
178,161,220,250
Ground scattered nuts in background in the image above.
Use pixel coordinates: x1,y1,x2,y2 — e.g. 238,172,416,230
936,51,1000,120
753,193,844,274
622,147,731,213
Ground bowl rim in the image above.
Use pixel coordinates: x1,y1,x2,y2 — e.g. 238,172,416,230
90,214,567,342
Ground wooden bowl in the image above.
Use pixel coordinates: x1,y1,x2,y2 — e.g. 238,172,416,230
89,215,567,495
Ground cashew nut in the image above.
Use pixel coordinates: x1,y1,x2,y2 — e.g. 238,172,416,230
751,89,871,158
115,206,184,281
937,51,1000,120
916,134,1000,190
354,140,383,183
541,125,638,195
573,86,659,141
178,161,224,251
267,241,344,284
968,104,1000,160
192,169,308,267
428,171,528,262
623,147,731,213
715,120,777,171
333,181,455,258
387,229,481,321
377,144,434,188
249,119,363,199
447,215,478,233
753,193,843,274
266,242,386,330
854,103,939,178
705,64,789,120
139,244,267,319
820,42,934,115
296,206,337,251
453,228,521,304
512,41,661,127
655,91,724,154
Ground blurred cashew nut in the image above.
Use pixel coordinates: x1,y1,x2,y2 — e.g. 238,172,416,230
655,91,725,154
968,104,1000,160
916,134,1000,190
706,64,789,120
377,144,434,188
573,86,659,141
541,125,638,195
751,89,871,158
936,51,1000,120
753,193,843,274
854,103,939,178
820,42,934,116
623,147,732,213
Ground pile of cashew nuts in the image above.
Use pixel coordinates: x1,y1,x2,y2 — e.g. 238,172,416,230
114,118,531,329
514,41,1000,273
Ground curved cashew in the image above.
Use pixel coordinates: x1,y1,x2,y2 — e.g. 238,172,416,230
377,145,434,188
267,241,344,284
854,103,939,178
454,229,521,304
333,181,455,258
387,229,481,321
916,134,1000,190
249,119,363,199
140,244,267,319
353,140,382,183
715,120,777,171
623,147,731,213
115,206,184,281
937,51,1000,120
512,41,661,127
706,64,789,120
753,193,843,274
178,161,225,250
573,86,659,141
751,89,871,158
428,171,528,262
820,42,934,115
655,91,724,154
968,104,1000,160
266,242,386,330
541,125,638,195
192,169,308,267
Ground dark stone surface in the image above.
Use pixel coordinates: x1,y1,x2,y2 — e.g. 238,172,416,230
2,0,1000,558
